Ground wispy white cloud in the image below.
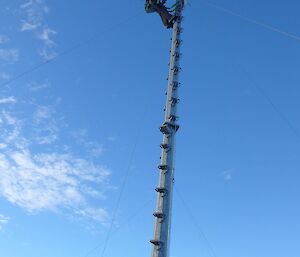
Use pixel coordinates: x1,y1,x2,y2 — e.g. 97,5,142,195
72,130,104,157
33,105,60,145
21,22,39,31
0,1,108,227
27,80,50,91
38,27,56,47
38,27,57,60
221,169,234,181
20,0,57,60
20,0,48,31
38,45,57,61
34,105,53,120
0,149,109,216
0,49,19,64
0,214,9,230
0,106,111,225
1,111,18,126
0,96,16,105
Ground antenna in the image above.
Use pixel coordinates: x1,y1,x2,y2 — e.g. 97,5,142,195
150,1,184,257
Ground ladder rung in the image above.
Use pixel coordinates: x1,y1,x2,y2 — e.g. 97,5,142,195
160,122,180,134
155,187,167,194
158,164,168,170
160,124,171,135
175,39,182,46
169,115,178,121
160,143,169,149
153,212,165,219
150,240,163,246
170,97,180,105
172,81,180,90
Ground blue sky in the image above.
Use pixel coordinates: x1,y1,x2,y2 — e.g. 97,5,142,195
1,0,300,257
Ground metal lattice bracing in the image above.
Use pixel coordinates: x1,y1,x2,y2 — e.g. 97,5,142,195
150,2,184,257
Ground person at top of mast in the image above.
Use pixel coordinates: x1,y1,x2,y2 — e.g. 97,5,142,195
145,0,178,29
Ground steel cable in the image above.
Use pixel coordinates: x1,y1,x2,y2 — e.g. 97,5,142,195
174,185,219,257
198,0,300,43
0,12,143,89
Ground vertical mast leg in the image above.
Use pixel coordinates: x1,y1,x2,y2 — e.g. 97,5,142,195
150,2,184,257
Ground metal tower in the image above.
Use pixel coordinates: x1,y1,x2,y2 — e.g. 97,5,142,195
150,1,184,257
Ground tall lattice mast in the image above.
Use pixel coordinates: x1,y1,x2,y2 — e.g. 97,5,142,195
150,1,184,257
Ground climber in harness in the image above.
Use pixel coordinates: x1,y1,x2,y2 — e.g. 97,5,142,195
145,0,179,29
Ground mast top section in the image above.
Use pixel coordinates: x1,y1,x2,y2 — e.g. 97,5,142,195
145,0,185,29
